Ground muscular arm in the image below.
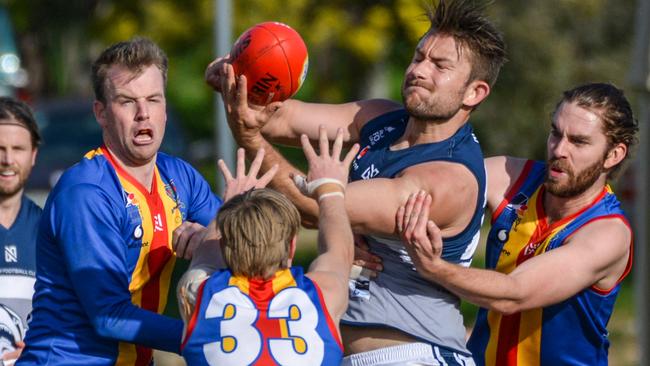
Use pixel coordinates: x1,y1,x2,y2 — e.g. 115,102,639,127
345,161,477,236
300,128,357,322
260,99,402,146
247,137,477,236
209,57,402,147
402,195,632,314
306,195,354,320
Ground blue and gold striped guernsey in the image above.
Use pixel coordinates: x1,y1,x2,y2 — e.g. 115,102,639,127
468,160,633,366
182,267,343,365
19,147,221,366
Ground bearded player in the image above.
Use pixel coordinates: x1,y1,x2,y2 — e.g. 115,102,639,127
400,82,637,366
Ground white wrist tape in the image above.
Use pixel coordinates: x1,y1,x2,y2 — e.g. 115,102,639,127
317,191,345,203
293,176,345,197
349,264,374,280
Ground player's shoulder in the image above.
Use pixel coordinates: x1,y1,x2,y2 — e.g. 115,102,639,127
48,149,113,195
568,215,632,263
155,152,201,178
484,156,536,207
305,270,348,319
356,99,404,127
46,151,122,208
21,195,43,217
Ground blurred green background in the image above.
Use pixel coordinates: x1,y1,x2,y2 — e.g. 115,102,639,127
1,0,640,364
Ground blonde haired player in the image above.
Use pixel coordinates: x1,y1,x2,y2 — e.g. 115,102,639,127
178,128,359,365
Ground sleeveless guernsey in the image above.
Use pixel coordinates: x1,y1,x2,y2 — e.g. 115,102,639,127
342,109,486,354
468,160,633,366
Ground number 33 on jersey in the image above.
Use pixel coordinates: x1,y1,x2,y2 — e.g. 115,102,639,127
181,267,343,365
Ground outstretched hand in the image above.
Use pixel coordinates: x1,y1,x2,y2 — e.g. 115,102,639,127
397,191,444,271
218,147,279,202
217,62,283,146
294,126,359,199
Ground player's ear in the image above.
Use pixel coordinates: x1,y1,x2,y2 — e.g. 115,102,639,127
287,235,298,264
463,79,490,108
604,143,627,170
93,100,108,128
30,147,38,168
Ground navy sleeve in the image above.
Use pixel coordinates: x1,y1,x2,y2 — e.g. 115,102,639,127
52,183,183,353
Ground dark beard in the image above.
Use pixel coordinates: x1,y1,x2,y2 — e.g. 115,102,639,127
545,158,604,198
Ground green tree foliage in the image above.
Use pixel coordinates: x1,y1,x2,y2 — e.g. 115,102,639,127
477,0,637,159
4,0,637,160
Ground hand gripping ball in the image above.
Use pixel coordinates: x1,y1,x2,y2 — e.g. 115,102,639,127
230,22,309,105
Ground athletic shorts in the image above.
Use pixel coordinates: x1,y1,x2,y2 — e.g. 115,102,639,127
340,342,475,366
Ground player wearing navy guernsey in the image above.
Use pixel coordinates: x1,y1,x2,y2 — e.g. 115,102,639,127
205,0,506,364
0,97,41,365
400,83,637,366
18,38,221,366
179,128,358,366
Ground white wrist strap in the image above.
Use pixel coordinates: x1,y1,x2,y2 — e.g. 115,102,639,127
349,264,374,280
317,191,345,202
293,176,345,197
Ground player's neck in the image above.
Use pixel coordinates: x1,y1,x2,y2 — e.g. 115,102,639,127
104,146,157,192
543,180,606,224
0,191,23,228
400,112,469,147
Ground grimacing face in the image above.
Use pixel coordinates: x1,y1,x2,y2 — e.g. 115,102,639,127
0,123,37,198
401,33,473,122
93,64,167,167
545,102,610,198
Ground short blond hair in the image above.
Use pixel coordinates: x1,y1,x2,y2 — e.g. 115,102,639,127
217,189,301,279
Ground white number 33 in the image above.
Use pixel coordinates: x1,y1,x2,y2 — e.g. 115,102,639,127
202,286,325,365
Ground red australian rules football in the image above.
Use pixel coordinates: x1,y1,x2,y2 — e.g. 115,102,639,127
230,21,309,106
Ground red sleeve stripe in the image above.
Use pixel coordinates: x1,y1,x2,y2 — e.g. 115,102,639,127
312,281,344,351
181,279,208,351
589,214,634,295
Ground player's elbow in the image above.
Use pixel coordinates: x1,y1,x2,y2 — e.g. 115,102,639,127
92,317,122,340
301,215,319,229
491,302,519,316
90,306,138,341
488,298,527,315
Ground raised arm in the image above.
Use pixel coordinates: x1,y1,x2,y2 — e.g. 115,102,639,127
209,60,401,146
300,128,359,321
218,62,477,237
399,193,632,314
176,148,278,322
